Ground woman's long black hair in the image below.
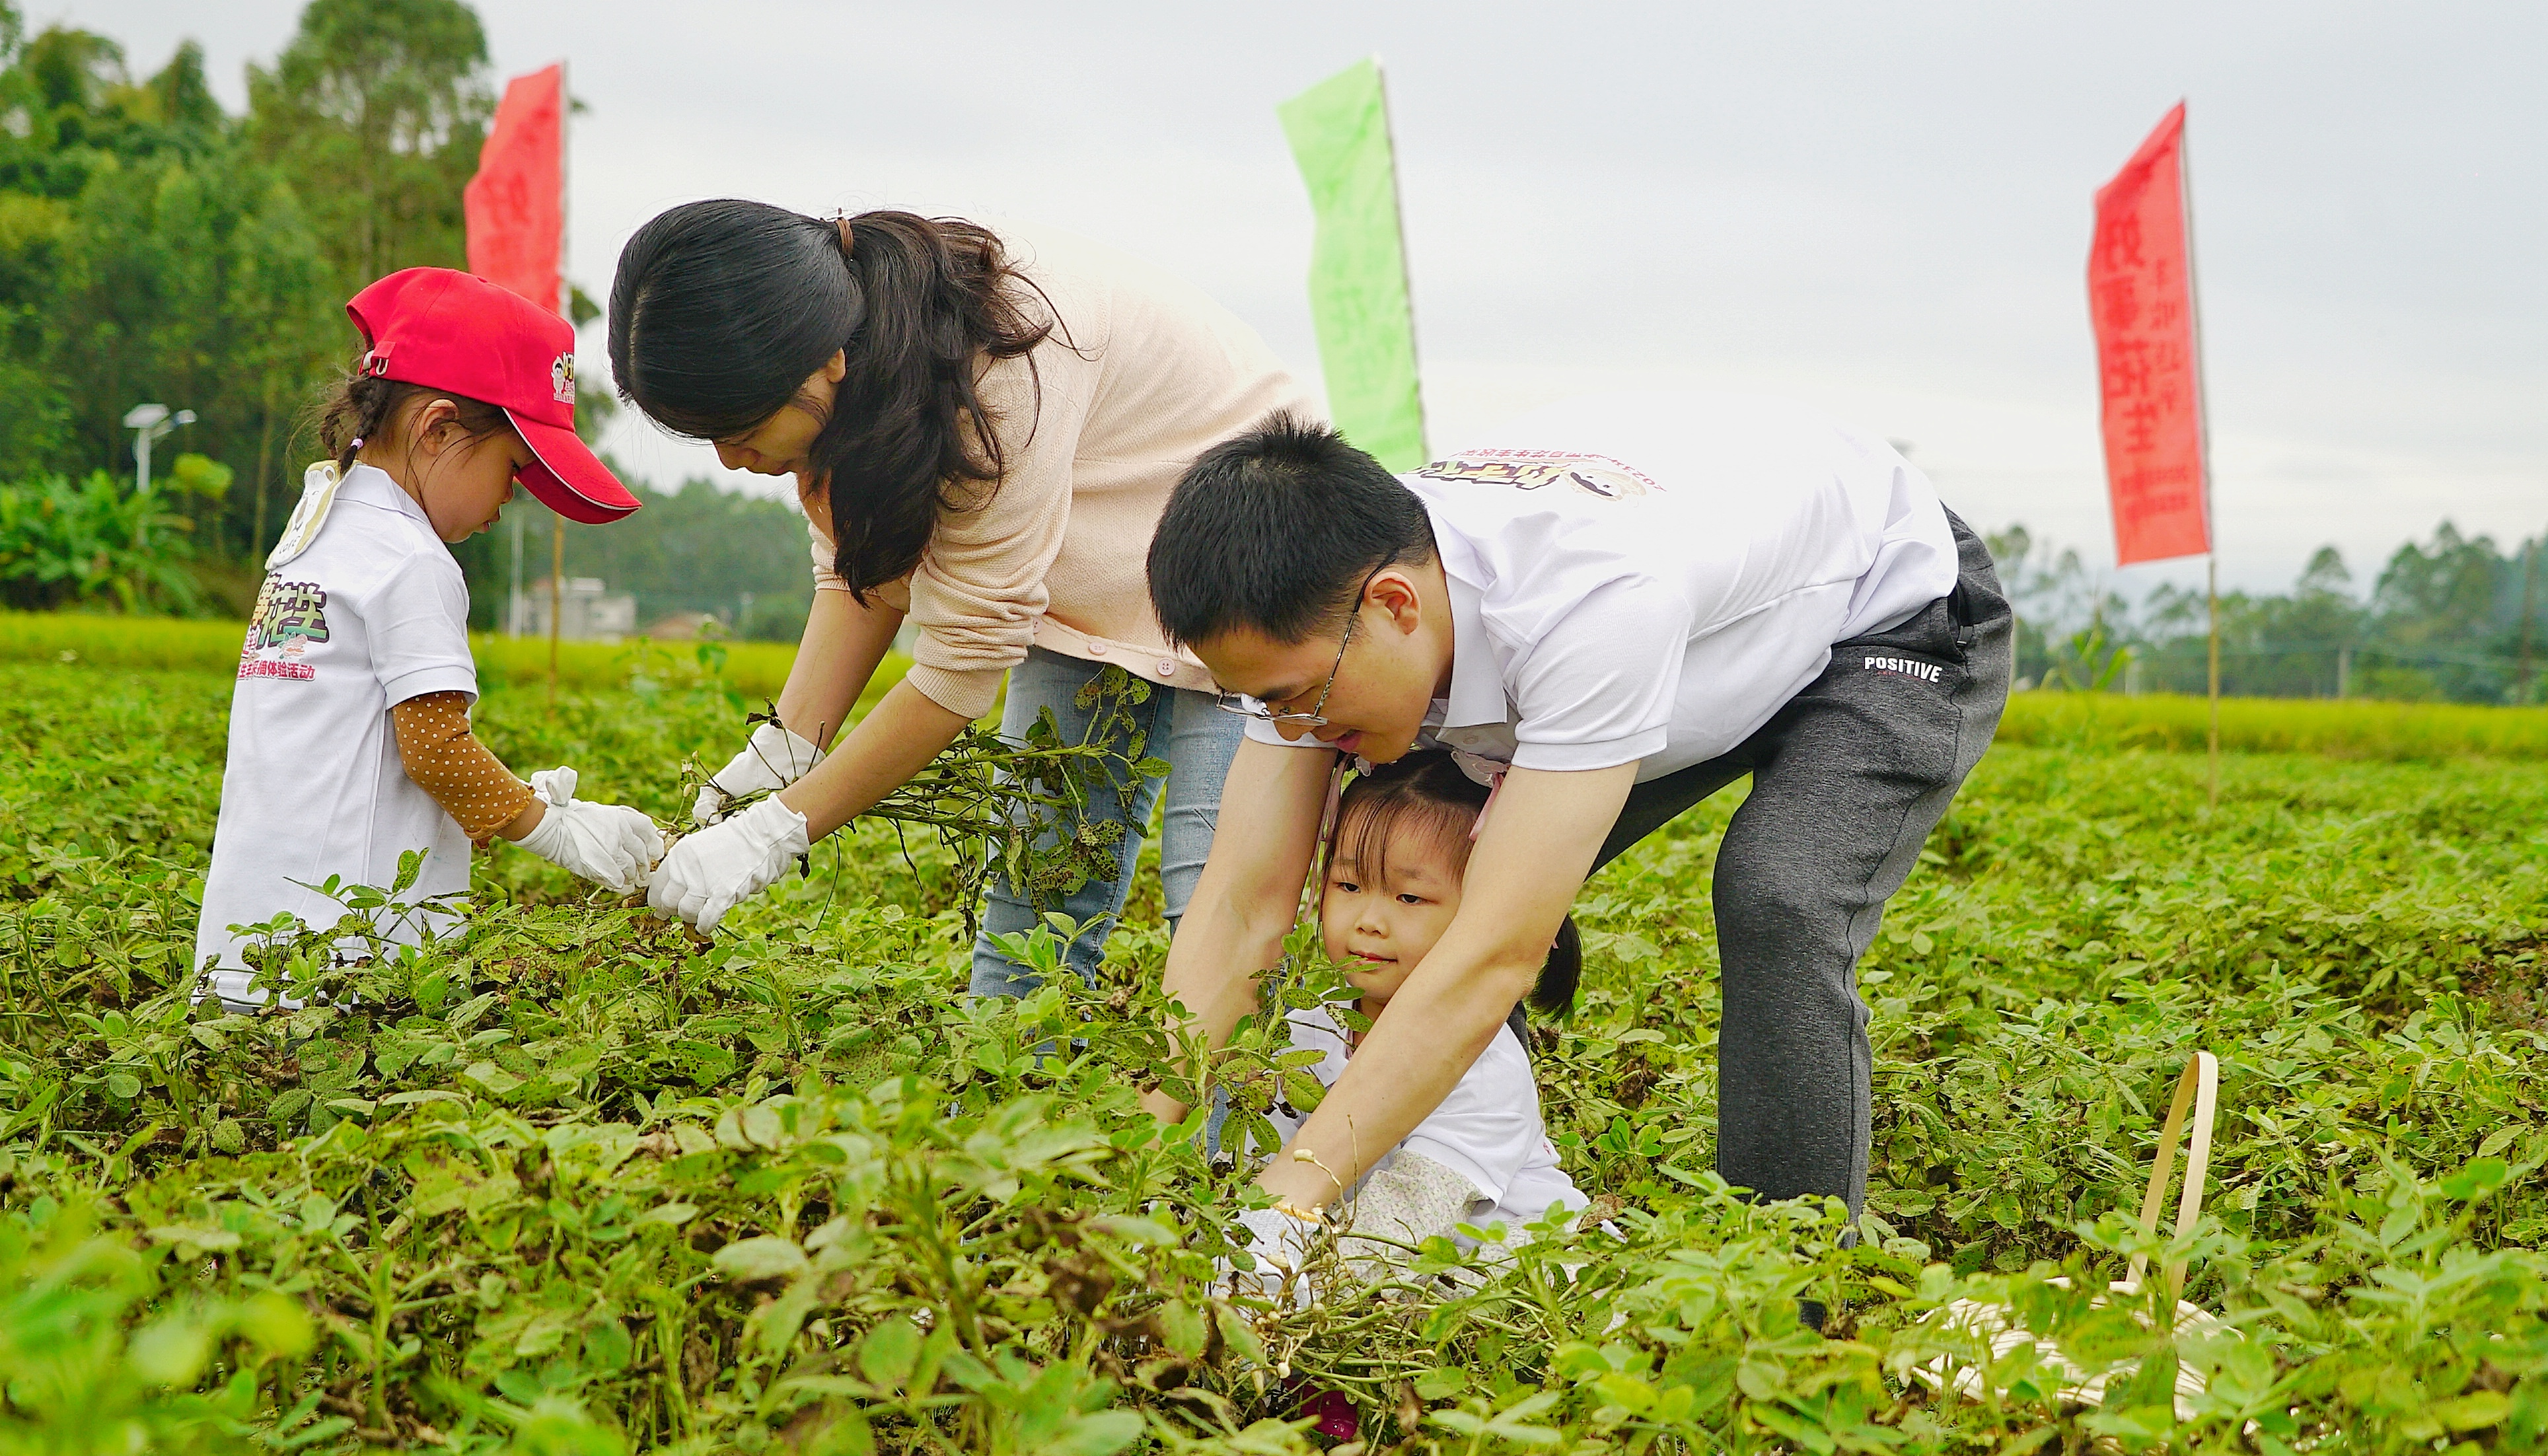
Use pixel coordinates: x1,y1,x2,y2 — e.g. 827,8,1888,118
607,201,1054,601
1332,752,1583,1018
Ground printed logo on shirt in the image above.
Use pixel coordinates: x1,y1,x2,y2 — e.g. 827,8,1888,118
552,353,576,404
238,573,330,682
1863,653,1944,683
1414,448,1661,500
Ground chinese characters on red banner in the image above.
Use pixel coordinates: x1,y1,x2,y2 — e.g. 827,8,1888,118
2089,102,2209,565
462,65,565,316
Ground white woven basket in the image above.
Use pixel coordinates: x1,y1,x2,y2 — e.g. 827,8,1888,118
1914,1051,2236,1421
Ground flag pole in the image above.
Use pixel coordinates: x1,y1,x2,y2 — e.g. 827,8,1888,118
1371,55,1427,460
548,521,563,707
508,512,523,636
2518,522,2541,703
2206,552,2220,805
558,61,571,322
547,61,569,711
2181,109,2221,809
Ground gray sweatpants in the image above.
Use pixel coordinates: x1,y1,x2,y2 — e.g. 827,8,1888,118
1591,510,2012,1215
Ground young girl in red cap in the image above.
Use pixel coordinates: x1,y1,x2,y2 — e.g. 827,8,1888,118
197,268,660,1009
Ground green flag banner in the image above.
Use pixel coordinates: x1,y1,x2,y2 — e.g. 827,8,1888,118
1279,57,1427,472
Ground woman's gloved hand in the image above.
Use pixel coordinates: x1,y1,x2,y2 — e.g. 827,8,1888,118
647,795,809,933
514,767,667,894
694,721,826,826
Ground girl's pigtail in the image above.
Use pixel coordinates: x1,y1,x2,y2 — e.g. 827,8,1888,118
1531,914,1582,1019
340,377,396,469
307,370,510,472
314,373,395,469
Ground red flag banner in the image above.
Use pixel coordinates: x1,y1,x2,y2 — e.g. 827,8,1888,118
464,65,564,315
2089,102,2208,565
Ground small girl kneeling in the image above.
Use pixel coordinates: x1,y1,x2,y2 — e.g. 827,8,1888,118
1245,751,1589,1289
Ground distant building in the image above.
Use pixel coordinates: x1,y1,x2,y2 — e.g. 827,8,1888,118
512,577,637,643
645,610,721,640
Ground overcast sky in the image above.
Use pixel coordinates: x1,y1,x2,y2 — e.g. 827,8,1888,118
50,1,2548,595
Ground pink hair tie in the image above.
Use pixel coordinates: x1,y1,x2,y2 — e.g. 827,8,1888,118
1450,749,1510,840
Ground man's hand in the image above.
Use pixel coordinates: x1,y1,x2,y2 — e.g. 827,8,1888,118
1148,739,1337,1120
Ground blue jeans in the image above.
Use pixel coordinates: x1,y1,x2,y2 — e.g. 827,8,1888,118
968,648,1244,996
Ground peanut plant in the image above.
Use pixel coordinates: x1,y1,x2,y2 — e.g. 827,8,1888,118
0,658,2543,1454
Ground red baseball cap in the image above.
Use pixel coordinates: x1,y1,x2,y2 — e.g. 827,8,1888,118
346,268,640,524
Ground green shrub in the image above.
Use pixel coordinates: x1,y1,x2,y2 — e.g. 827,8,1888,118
0,472,207,614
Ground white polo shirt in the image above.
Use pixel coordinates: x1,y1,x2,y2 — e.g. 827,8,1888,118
1266,1005,1583,1243
1246,391,1959,781
195,463,479,1004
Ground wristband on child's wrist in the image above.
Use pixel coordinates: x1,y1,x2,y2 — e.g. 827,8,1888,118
1288,1146,1349,1205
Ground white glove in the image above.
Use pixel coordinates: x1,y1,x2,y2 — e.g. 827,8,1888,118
1215,1205,1327,1309
515,768,667,895
647,795,809,934
695,721,826,826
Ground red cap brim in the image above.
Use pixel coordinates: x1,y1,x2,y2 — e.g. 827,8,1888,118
511,411,641,523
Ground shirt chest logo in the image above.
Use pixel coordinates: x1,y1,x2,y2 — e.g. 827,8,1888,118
240,575,330,682
1415,449,1660,500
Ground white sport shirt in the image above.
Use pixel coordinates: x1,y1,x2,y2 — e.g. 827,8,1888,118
195,463,478,1004
1247,390,1959,782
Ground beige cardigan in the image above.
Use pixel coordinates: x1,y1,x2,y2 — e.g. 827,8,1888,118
809,227,1322,719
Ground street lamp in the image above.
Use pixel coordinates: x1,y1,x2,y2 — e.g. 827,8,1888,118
123,403,198,499
122,404,197,551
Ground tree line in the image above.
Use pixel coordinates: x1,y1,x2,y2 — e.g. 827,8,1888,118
2,1,2536,688
1993,521,2548,706
0,0,488,562
0,0,815,634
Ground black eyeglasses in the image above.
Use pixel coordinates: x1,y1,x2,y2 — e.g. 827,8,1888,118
1214,565,1383,727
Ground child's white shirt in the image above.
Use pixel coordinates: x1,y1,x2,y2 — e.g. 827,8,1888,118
1266,1003,1584,1245
195,463,478,1003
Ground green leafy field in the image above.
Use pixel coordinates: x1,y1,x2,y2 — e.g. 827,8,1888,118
0,612,842,703
15,612,2548,762
1,657,2543,1454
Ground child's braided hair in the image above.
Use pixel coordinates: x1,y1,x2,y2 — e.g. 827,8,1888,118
1334,752,1584,1018
310,370,510,470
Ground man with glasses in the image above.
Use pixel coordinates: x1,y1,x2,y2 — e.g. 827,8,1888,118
1210,563,1383,731
1142,398,2011,1315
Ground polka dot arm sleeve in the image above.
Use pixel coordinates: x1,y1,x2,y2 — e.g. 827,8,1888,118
390,691,535,842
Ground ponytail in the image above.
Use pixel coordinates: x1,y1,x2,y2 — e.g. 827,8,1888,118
610,201,1056,602
1533,914,1582,1019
